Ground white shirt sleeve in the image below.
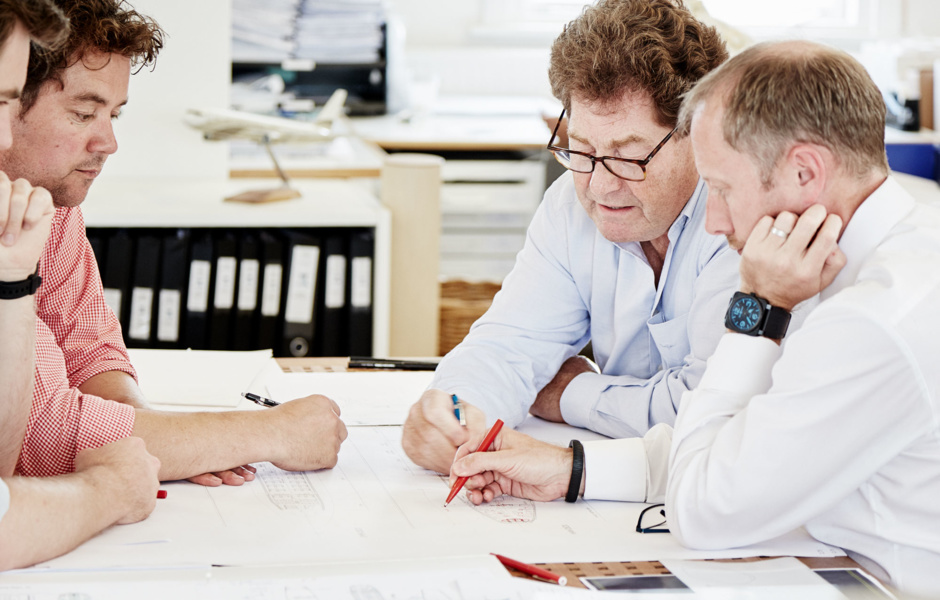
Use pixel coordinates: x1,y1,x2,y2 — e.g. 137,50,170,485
666,312,932,551
432,180,593,427
0,478,9,524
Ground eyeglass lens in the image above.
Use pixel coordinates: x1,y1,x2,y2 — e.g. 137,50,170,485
555,151,645,181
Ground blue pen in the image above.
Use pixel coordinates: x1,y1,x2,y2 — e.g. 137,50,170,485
451,394,467,427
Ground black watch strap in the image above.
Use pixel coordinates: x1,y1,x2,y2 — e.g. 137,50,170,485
761,304,791,339
566,440,584,503
0,269,42,300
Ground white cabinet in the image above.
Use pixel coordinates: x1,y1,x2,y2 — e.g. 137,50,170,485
439,158,546,281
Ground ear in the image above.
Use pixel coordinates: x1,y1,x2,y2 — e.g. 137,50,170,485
784,143,827,207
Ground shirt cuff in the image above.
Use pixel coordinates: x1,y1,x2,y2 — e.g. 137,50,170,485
559,372,606,430
76,395,136,454
582,437,647,502
71,360,138,389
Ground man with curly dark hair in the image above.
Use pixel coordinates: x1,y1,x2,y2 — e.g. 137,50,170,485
404,0,739,478
0,0,163,571
0,0,348,497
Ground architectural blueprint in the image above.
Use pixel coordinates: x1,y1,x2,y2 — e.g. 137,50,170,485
38,427,844,570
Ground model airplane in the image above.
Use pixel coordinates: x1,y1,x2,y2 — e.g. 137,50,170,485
184,89,349,203
184,88,348,143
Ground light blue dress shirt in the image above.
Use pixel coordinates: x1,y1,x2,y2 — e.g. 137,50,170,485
432,173,740,438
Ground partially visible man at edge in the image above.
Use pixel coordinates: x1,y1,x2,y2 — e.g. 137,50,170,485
0,0,161,571
0,0,347,487
403,0,738,475
451,41,940,599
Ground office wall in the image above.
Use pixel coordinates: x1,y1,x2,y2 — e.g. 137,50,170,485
904,0,940,37
105,0,230,180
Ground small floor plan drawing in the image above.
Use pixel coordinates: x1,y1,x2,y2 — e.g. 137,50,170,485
466,495,536,524
255,462,324,511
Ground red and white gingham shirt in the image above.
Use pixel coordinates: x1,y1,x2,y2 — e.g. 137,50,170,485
16,206,136,477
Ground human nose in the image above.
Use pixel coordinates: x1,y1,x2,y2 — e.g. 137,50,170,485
88,118,118,155
588,159,625,196
705,193,733,236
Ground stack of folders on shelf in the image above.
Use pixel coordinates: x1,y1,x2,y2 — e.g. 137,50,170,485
86,227,374,357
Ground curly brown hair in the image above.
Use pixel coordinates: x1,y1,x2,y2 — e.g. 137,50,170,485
20,0,164,112
549,0,727,129
678,41,889,185
0,0,68,50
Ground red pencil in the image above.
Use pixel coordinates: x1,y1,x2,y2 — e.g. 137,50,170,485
492,553,567,586
444,419,504,506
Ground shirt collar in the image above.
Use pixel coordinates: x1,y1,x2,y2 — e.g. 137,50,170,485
823,175,916,300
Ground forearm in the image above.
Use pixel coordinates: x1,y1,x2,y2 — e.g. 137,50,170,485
0,472,124,570
0,299,36,475
560,364,704,438
79,370,149,409
132,409,280,481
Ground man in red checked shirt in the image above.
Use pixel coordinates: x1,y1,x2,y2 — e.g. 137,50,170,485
0,0,161,571
0,0,347,488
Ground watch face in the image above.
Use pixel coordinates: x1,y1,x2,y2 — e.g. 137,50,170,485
729,296,762,332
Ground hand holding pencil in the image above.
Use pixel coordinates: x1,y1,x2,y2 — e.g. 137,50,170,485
450,428,578,505
445,419,504,505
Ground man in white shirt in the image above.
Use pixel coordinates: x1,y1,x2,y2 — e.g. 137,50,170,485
0,0,161,570
450,41,940,598
403,0,739,474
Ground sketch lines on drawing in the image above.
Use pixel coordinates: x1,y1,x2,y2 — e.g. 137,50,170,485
438,475,537,524
256,462,324,511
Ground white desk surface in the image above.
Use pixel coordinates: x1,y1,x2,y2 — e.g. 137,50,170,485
349,114,550,152
884,126,940,144
82,176,386,228
228,135,386,179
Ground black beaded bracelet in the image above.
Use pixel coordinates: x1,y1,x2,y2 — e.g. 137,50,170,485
566,440,584,503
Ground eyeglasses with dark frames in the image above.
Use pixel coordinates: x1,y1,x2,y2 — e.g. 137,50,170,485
547,108,677,182
635,503,669,534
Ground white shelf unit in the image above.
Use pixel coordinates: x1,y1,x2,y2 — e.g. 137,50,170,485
439,158,547,282
82,177,391,357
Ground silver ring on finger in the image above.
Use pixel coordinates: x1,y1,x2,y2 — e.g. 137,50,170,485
770,226,789,240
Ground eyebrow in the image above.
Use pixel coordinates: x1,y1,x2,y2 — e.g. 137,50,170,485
567,130,651,150
70,92,129,108
0,88,21,101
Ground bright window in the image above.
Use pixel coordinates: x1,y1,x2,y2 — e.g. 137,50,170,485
479,0,889,43
703,0,861,29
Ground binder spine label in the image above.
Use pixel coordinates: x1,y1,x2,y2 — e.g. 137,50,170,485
351,256,372,308
157,289,182,342
214,256,238,310
187,259,212,312
285,245,319,324
103,288,122,317
128,287,154,340
237,258,260,311
325,255,347,309
261,263,283,317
